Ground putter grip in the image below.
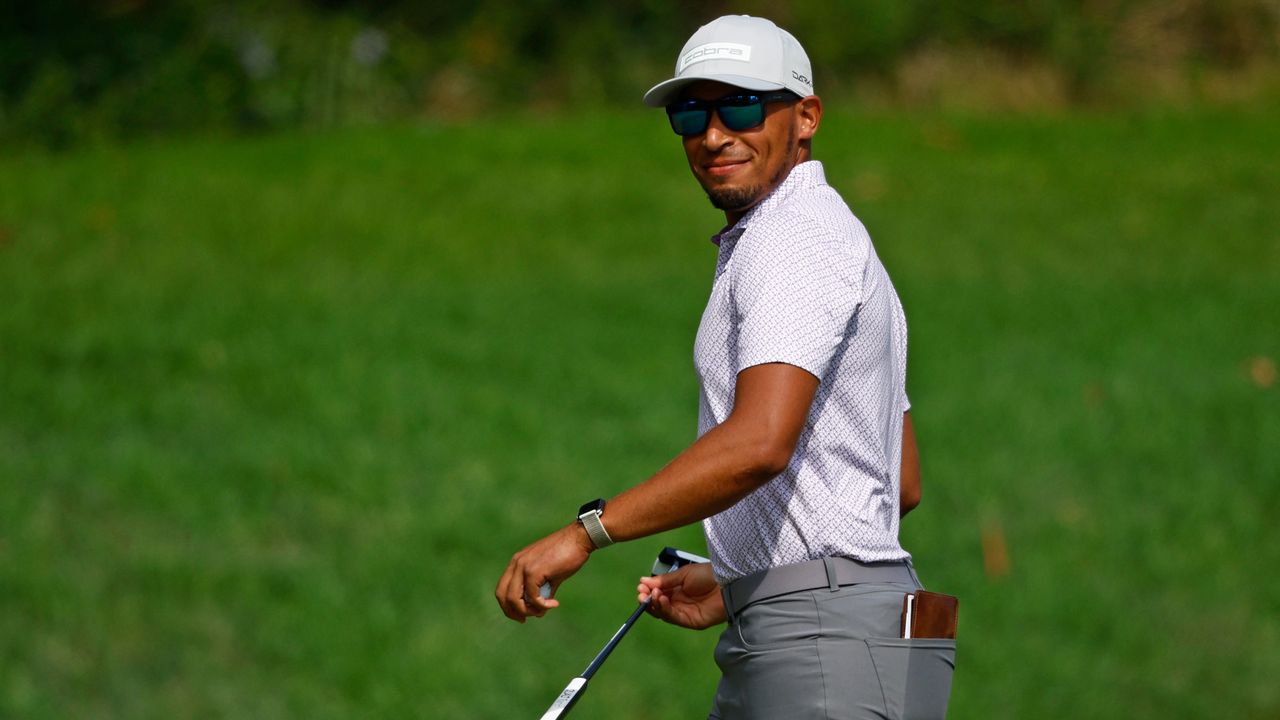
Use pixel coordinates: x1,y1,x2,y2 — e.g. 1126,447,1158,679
539,677,587,720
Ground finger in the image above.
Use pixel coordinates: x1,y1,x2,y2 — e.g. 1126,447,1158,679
500,562,531,622
638,576,662,600
646,591,667,618
495,566,511,611
495,561,519,620
544,579,564,608
524,575,554,617
501,582,526,621
530,592,561,612
642,573,678,592
653,593,677,623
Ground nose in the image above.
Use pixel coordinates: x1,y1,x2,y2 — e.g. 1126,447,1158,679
701,113,733,152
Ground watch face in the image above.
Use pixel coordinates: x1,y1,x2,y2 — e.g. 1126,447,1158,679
578,498,605,516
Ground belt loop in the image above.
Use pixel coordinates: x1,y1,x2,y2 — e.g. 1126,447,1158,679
721,586,735,624
905,559,923,589
821,557,839,592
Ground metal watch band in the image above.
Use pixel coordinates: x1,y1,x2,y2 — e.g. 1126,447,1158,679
579,510,614,549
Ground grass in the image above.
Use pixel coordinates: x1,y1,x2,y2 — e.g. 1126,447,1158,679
1,106,1277,719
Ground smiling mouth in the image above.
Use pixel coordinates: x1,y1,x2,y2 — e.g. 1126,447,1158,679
705,160,747,178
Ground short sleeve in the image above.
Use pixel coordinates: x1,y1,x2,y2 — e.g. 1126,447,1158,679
732,214,865,379
892,284,910,411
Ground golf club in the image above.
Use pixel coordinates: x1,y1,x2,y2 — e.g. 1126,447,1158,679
538,546,710,720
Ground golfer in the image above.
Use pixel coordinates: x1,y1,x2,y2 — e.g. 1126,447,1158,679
497,15,955,718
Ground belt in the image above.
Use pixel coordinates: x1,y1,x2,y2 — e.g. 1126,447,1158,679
721,556,917,620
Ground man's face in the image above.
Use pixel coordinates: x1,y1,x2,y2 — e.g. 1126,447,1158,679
678,81,811,219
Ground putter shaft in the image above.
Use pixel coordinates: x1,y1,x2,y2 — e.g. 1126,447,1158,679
539,600,651,720
538,548,709,719
583,598,650,680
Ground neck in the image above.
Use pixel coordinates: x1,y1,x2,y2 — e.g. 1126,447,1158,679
720,152,811,226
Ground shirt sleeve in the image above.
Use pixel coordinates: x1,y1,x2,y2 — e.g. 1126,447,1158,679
732,214,865,380
892,290,911,412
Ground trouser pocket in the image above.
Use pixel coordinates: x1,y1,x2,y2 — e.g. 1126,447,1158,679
864,638,956,720
711,622,826,719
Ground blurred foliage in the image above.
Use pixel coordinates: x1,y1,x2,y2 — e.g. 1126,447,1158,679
2,0,1279,148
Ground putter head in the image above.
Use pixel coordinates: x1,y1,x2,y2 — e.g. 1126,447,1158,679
651,546,710,575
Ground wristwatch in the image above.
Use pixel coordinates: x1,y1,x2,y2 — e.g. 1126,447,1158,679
577,498,614,549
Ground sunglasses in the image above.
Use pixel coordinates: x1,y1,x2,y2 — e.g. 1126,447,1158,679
665,92,799,137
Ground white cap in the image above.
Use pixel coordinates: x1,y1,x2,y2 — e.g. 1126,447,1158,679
643,15,814,108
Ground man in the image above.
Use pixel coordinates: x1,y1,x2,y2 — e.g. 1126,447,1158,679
497,15,954,719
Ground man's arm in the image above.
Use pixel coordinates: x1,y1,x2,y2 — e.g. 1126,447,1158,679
637,407,925,629
603,362,819,539
900,411,920,517
495,362,819,622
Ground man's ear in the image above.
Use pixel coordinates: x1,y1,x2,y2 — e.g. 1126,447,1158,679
796,95,822,141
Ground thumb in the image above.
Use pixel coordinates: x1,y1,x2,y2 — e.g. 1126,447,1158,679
645,563,694,589
637,569,677,601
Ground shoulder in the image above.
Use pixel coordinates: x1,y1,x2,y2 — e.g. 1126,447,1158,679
739,189,872,272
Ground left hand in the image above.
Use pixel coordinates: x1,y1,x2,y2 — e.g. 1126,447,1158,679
496,523,594,622
638,562,726,629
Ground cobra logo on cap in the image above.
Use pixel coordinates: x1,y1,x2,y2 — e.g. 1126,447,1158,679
679,43,752,73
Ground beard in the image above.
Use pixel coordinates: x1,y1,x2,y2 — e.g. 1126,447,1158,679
703,123,798,213
706,184,764,212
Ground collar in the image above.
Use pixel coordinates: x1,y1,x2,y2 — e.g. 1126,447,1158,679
708,160,826,246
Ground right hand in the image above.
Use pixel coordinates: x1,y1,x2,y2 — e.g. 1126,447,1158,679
637,562,726,630
496,523,594,623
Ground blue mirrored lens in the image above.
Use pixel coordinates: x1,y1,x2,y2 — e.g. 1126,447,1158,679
666,94,782,136
669,109,710,136
718,101,765,131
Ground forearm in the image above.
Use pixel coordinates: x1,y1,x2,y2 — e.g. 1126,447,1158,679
603,416,789,542
496,364,813,622
899,411,921,517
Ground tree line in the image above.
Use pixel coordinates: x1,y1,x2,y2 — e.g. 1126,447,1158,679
3,0,1277,147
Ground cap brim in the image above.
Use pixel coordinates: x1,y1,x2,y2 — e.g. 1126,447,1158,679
642,74,787,107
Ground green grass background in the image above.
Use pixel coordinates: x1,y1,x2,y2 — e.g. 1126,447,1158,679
1,107,1277,718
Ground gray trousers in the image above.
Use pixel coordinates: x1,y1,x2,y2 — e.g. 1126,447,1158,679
708,576,955,719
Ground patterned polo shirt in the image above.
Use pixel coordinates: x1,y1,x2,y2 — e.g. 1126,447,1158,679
695,160,912,584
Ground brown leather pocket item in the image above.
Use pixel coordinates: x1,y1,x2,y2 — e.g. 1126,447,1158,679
901,590,959,639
